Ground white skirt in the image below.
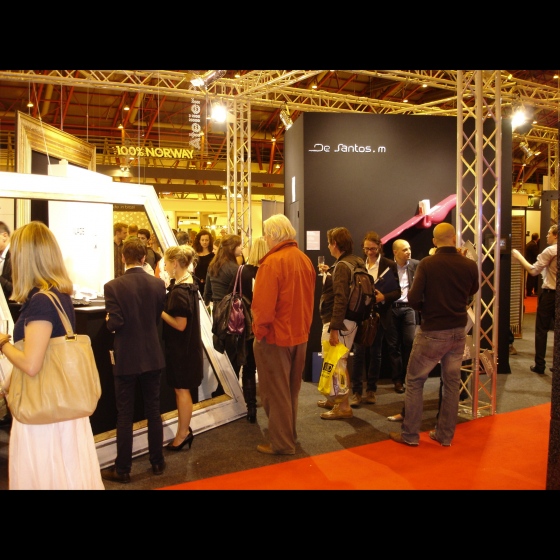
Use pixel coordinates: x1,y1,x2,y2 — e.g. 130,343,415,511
9,416,105,490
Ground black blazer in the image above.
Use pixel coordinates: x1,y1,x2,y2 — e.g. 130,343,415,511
375,257,401,328
0,249,12,301
104,267,166,376
402,258,420,324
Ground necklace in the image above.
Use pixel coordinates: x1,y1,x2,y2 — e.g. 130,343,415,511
175,272,191,285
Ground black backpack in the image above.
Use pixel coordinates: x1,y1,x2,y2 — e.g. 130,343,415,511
334,260,375,323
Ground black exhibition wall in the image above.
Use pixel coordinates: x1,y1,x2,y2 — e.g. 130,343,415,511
284,112,512,379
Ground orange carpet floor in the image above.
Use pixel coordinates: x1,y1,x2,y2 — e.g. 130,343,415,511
159,403,550,491
524,296,538,314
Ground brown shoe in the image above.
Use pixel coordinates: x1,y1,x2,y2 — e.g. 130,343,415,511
364,390,377,404
388,413,404,422
349,393,362,408
394,382,405,394
317,398,335,409
321,404,353,420
256,444,295,455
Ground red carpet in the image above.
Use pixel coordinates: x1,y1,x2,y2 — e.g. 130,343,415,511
160,403,550,490
524,296,537,314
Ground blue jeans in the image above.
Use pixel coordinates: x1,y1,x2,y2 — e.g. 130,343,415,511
114,370,164,473
352,322,385,393
402,327,465,445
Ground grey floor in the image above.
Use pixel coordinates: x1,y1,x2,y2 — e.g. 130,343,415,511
0,308,552,490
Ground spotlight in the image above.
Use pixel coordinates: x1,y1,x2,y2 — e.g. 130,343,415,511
511,102,534,134
279,105,293,130
190,70,226,89
211,102,227,123
519,141,540,163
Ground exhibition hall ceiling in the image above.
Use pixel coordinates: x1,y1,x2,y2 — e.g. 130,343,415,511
0,70,557,198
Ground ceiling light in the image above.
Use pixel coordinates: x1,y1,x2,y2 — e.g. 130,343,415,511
211,102,227,123
123,104,130,111
27,101,33,108
118,123,123,129
311,80,318,89
511,100,535,135
190,70,226,89
279,105,293,130
519,141,539,163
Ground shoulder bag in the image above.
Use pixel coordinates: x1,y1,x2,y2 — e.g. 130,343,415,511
355,309,380,347
6,290,102,425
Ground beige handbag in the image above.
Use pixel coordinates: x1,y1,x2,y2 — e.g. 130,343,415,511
6,291,102,425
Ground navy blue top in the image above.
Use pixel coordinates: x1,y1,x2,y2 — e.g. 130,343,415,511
13,288,75,343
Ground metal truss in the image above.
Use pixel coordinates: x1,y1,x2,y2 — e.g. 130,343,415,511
456,70,502,418
226,100,251,249
2,70,559,117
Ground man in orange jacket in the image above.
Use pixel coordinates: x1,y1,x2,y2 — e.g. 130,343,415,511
252,214,316,455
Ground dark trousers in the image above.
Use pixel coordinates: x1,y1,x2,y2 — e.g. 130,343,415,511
535,290,555,370
526,272,538,296
352,323,385,393
114,370,164,474
385,306,416,384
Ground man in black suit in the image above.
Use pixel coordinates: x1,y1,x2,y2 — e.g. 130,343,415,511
0,222,12,302
384,239,420,394
0,222,13,429
347,231,401,408
524,232,540,297
101,238,167,484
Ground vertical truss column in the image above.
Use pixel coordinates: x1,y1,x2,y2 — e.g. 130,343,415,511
456,70,501,418
226,99,252,250
548,138,558,224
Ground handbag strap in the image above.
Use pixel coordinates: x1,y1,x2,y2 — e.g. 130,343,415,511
33,290,76,339
233,265,244,297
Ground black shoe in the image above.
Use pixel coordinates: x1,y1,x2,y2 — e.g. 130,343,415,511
394,382,405,394
152,461,166,475
101,466,131,484
167,427,194,451
247,406,257,423
530,365,545,374
0,413,12,429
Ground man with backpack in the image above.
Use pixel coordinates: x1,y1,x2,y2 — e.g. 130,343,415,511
318,227,370,419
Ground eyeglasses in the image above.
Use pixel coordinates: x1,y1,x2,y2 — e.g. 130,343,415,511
362,246,379,252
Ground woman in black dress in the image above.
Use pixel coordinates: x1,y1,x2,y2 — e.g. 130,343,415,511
193,229,214,295
161,245,203,451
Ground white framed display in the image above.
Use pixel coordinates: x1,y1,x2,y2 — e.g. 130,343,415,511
0,171,246,468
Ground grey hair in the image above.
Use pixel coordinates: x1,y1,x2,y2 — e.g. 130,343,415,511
263,214,296,243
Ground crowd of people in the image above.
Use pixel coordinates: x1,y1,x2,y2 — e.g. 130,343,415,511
0,215,555,487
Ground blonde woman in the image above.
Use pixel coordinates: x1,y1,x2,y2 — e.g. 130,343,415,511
238,237,269,422
161,245,203,451
0,221,104,490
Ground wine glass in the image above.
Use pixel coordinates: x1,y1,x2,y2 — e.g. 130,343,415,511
318,256,325,276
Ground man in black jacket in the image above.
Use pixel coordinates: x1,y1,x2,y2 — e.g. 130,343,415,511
384,239,420,394
525,232,540,297
0,222,12,302
101,239,167,483
390,223,479,447
348,231,401,408
0,222,12,429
